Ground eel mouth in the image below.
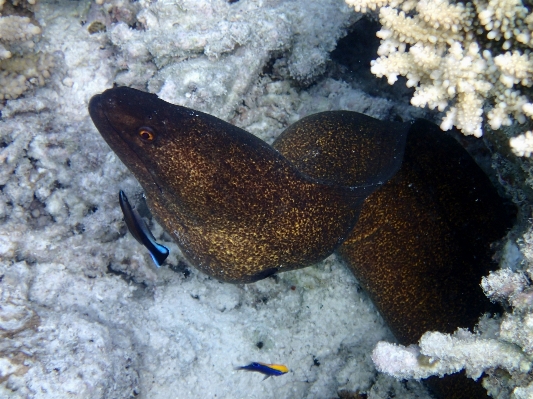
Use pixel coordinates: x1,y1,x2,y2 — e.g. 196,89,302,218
88,92,162,194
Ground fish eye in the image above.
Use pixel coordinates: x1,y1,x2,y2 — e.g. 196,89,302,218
138,127,156,142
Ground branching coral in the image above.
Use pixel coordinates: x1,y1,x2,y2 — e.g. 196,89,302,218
342,1,533,391
370,238,533,397
510,130,533,156
372,328,531,380
345,0,533,142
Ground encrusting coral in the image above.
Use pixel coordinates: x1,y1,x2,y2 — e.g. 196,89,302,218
0,52,53,102
345,0,533,147
0,0,53,106
0,15,41,59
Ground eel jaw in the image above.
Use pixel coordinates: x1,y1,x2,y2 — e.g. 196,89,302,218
89,92,162,196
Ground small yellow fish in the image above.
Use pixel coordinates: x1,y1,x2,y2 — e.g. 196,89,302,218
237,362,289,380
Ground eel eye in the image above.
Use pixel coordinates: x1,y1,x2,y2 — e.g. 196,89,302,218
138,127,155,142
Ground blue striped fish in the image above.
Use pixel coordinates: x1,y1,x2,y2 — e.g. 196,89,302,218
119,190,169,266
237,362,289,380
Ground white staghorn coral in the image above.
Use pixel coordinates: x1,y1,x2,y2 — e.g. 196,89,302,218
346,5,533,391
494,51,533,88
345,0,533,141
369,236,533,397
510,131,533,157
372,329,531,380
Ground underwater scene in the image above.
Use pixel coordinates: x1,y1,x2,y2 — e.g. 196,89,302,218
1,0,533,398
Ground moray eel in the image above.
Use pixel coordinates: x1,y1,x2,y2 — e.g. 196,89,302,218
118,190,169,267
276,117,514,398
89,86,409,283
341,121,514,399
89,86,514,399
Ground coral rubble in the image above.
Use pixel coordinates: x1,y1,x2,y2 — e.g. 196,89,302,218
0,1,433,398
0,0,53,105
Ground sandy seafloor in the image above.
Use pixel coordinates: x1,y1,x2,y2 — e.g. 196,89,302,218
0,0,528,398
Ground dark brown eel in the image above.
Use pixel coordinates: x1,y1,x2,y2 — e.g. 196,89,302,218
89,86,515,399
89,87,408,283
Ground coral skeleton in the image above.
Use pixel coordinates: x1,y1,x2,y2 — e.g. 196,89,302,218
372,329,531,380
0,52,53,101
0,0,50,105
105,0,357,119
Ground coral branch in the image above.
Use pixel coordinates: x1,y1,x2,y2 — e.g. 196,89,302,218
372,329,531,380
345,0,533,141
